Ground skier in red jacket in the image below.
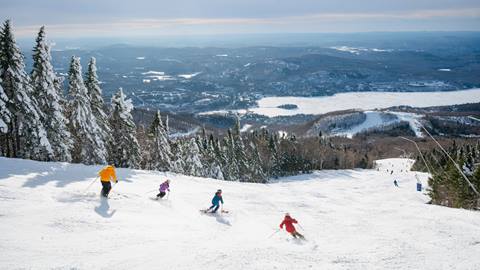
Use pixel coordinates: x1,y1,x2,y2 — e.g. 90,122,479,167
280,213,305,239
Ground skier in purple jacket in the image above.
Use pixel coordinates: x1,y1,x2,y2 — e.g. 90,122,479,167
156,180,170,199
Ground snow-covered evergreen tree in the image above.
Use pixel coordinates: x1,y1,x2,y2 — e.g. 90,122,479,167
108,88,141,168
147,110,172,171
31,26,72,162
67,56,107,164
182,138,204,177
0,80,10,135
197,134,224,179
85,57,111,159
171,140,185,174
165,115,169,134
268,134,281,178
462,146,475,176
248,141,266,183
0,20,52,160
232,117,249,181
213,137,229,179
223,130,239,180
206,136,224,179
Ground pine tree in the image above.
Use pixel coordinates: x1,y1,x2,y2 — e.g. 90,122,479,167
31,26,72,162
0,20,52,160
200,135,224,179
171,140,185,174
232,117,249,181
147,110,172,171
249,140,266,183
109,88,141,168
165,115,169,134
224,129,239,180
85,57,111,159
462,146,475,176
136,123,149,169
67,56,107,164
0,80,10,135
213,137,229,179
268,134,281,178
182,137,204,177
472,166,480,204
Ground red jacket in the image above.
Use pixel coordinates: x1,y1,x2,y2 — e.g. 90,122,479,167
280,216,297,233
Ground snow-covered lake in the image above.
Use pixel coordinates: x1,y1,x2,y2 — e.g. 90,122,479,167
253,88,480,117
201,88,480,117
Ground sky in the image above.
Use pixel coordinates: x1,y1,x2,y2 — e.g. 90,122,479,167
1,0,479,38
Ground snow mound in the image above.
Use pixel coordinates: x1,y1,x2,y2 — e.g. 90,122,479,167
0,157,479,269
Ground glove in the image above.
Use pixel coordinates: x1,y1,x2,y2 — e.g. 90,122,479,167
168,189,170,192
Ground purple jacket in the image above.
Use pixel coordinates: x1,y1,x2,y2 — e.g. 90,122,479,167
159,182,170,192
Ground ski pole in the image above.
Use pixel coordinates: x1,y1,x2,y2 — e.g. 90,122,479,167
166,191,170,200
84,176,99,193
109,181,118,197
144,189,157,195
297,223,305,231
268,229,281,239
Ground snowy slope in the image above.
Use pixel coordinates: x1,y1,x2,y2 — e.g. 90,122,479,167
333,111,424,138
1,157,479,269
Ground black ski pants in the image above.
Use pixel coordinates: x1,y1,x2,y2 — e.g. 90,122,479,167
101,181,112,197
208,204,220,213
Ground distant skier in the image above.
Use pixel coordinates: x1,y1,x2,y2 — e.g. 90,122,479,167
156,179,170,199
204,189,224,213
98,165,118,197
393,179,399,187
280,213,305,239
415,175,422,192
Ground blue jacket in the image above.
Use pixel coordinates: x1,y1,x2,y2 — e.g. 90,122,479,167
211,194,223,205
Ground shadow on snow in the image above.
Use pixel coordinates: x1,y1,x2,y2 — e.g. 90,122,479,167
94,197,116,218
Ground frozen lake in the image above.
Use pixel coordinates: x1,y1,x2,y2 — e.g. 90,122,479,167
251,88,480,117
201,88,480,117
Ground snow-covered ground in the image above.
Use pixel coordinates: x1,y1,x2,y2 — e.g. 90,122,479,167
330,46,394,54
240,124,252,133
178,72,202,79
1,157,479,269
201,88,480,117
141,70,176,81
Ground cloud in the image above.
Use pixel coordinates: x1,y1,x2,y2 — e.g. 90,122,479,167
11,8,480,37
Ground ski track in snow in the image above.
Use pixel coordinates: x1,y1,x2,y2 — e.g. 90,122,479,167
0,157,480,269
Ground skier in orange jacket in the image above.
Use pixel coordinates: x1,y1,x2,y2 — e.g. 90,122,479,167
98,165,118,197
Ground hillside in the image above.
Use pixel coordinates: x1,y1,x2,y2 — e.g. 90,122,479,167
1,157,479,269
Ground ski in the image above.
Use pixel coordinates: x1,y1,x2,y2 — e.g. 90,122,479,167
199,209,230,214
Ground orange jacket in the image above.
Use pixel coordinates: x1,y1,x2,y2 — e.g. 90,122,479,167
99,166,117,183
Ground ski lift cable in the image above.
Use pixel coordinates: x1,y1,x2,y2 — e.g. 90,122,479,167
419,125,479,196
399,136,433,176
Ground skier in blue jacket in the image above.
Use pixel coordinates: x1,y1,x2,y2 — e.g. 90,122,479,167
206,189,224,213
